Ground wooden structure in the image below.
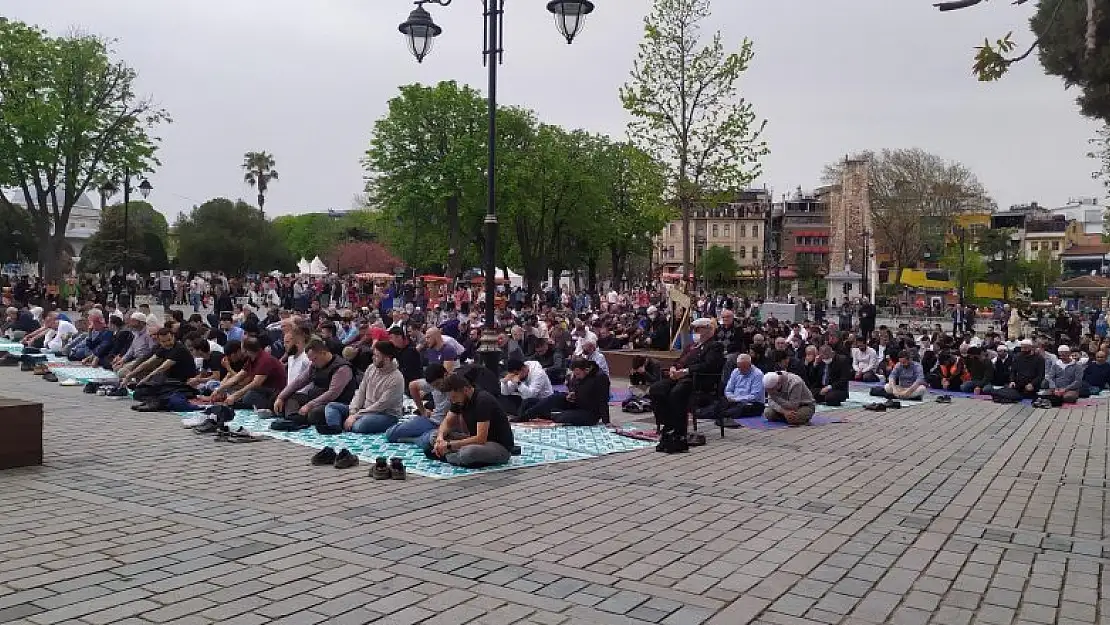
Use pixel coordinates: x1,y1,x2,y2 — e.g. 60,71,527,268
0,397,43,469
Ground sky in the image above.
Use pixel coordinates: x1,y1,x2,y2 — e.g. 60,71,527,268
3,0,1104,221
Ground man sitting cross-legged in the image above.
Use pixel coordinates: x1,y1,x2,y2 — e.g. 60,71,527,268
811,344,852,406
387,363,450,444
498,357,554,417
883,350,927,400
423,373,515,468
716,353,765,420
516,358,610,426
209,337,287,410
126,328,198,411
322,340,404,434
273,338,357,423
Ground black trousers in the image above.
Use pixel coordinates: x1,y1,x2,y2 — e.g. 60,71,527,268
649,377,694,436
815,388,848,406
718,401,765,420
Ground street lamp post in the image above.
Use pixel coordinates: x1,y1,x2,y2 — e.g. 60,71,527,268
104,170,152,307
399,0,595,373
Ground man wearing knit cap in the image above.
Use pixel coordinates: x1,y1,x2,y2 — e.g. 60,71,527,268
761,371,816,426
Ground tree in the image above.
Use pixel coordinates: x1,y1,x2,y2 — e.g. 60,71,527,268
1022,248,1062,300
824,148,991,289
939,0,1108,123
699,245,739,288
0,204,36,264
328,241,403,275
794,254,824,297
365,81,488,280
595,141,672,288
621,0,768,288
0,19,169,280
940,233,987,300
175,198,294,273
242,151,279,216
977,227,1024,299
272,213,342,259
1092,125,1110,199
78,201,169,274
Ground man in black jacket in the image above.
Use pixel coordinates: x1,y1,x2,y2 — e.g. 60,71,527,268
649,318,725,452
811,344,852,406
989,344,1013,389
519,358,610,426
388,326,423,385
715,309,745,387
1010,339,1045,398
629,355,662,388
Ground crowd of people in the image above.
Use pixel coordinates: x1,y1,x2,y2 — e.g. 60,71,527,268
3,274,1109,461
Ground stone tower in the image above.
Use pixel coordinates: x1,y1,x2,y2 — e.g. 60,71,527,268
827,157,872,276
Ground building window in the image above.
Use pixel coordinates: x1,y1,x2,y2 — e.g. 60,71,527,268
740,224,746,238
1052,241,1060,251
752,246,759,259
752,225,758,239
738,247,746,259
712,224,718,238
724,224,730,237
723,245,731,253
669,224,676,237
1030,242,1038,251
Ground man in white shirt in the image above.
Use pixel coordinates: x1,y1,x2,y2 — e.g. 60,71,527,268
499,357,554,416
571,320,598,356
850,336,880,382
21,312,78,353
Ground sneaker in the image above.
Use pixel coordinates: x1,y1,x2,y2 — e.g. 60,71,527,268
59,378,80,387
20,361,34,371
864,402,887,412
936,395,952,404
884,400,902,409
42,372,58,383
311,446,337,466
389,457,406,480
334,449,359,469
32,364,47,375
370,456,392,480
106,387,129,397
181,415,209,428
192,419,219,434
83,382,100,393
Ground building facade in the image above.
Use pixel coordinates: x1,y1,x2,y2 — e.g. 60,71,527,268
770,187,832,274
4,189,101,258
656,189,771,279
1051,197,1104,236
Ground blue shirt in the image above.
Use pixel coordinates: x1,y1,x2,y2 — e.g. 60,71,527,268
226,326,245,342
890,361,924,388
725,365,765,404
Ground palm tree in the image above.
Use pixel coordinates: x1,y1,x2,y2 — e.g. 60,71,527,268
242,151,279,216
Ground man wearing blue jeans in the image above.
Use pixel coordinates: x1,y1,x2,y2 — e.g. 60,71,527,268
323,340,404,434
387,363,450,444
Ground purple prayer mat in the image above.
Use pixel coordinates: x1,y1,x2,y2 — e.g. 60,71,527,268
735,414,846,430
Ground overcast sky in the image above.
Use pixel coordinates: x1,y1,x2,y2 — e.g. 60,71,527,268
4,0,1104,220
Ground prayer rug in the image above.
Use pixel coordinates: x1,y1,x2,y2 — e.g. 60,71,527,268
49,366,119,383
511,424,656,456
175,409,649,479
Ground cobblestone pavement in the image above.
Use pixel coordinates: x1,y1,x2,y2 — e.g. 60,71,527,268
0,367,1107,625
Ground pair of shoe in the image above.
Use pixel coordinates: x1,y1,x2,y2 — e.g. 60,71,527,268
312,446,360,469
371,456,406,480
32,364,47,375
1031,398,1053,409
42,372,58,383
864,402,887,412
935,395,953,404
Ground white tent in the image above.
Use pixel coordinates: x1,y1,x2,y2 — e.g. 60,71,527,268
308,256,329,276
297,258,311,274
505,269,524,289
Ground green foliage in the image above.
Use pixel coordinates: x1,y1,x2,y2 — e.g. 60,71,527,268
272,210,382,260
940,235,987,299
1022,248,1062,300
0,205,36,264
243,151,279,214
364,81,670,289
175,199,294,274
78,201,169,274
621,0,768,282
0,19,169,279
1092,126,1110,202
943,0,1109,124
977,227,1024,299
699,245,740,287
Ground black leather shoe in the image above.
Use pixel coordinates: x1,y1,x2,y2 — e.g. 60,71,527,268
311,446,337,466
334,449,359,469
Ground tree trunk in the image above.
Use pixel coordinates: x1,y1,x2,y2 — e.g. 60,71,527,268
610,244,626,290
893,265,905,291
680,198,691,289
587,257,598,293
446,193,461,281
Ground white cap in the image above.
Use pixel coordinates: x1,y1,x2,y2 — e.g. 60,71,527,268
763,372,781,390
647,306,658,315
691,317,713,329
1058,345,1071,354
1020,338,1034,347
130,312,147,323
